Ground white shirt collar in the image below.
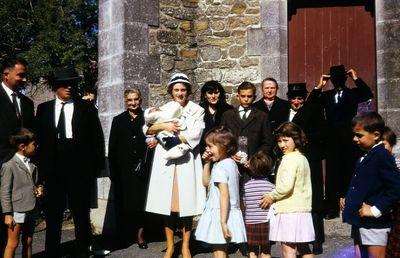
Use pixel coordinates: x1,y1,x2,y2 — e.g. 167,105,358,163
1,82,15,96
55,96,73,105
15,153,29,163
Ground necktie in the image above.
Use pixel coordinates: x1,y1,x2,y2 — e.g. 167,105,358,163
241,107,249,120
56,102,67,139
11,93,21,120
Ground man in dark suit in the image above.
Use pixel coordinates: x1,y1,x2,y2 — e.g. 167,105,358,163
308,65,373,219
35,66,104,257
285,83,327,254
221,81,273,164
253,77,290,133
0,57,34,165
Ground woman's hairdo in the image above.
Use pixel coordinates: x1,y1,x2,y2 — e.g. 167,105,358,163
274,122,307,152
199,80,228,107
248,150,273,177
261,77,278,89
10,128,36,146
205,126,238,156
124,88,142,98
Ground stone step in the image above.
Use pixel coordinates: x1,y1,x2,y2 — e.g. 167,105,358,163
324,215,351,237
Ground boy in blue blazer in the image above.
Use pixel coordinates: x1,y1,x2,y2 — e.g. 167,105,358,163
342,112,400,258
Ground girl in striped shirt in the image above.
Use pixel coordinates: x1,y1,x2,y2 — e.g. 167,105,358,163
242,150,275,258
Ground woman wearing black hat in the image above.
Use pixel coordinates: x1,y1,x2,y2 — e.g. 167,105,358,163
144,73,206,258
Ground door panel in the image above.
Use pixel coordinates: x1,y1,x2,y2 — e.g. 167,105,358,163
288,1,376,108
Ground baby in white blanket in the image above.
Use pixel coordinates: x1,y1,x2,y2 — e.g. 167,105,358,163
144,101,190,160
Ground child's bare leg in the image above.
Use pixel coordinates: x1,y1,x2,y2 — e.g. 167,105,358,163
367,245,386,258
281,242,297,258
213,244,228,258
21,221,35,258
4,224,22,258
248,251,258,258
354,244,361,258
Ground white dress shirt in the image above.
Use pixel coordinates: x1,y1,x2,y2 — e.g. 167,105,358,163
1,82,21,111
16,153,30,172
289,109,297,122
334,90,343,103
55,97,74,139
238,105,251,119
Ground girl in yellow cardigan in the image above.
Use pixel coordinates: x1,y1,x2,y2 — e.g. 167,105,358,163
260,122,315,258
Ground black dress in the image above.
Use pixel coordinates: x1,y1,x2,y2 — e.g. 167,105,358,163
108,110,152,225
199,102,233,154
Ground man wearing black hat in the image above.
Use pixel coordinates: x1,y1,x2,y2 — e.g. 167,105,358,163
283,83,327,255
0,57,34,165
308,66,373,220
35,66,104,257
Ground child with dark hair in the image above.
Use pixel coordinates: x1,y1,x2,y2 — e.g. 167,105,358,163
342,112,400,258
242,150,275,258
0,128,44,258
260,122,314,257
380,126,400,257
195,126,247,257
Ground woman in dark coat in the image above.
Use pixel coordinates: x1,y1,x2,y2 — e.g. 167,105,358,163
108,89,156,248
199,80,233,154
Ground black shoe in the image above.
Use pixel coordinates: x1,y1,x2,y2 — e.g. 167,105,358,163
138,241,148,249
313,243,323,255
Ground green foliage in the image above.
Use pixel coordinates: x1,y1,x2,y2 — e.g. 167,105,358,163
0,0,98,88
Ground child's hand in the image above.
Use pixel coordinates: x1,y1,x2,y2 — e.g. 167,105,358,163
221,222,231,240
260,193,274,209
4,214,15,228
35,185,45,197
359,202,374,217
231,153,242,163
202,150,213,163
339,198,346,211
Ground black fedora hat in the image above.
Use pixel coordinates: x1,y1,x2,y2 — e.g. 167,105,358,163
287,83,307,99
51,65,81,88
329,65,346,79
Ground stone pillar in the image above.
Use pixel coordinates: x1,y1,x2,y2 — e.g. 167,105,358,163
376,0,400,152
248,0,288,98
94,0,160,233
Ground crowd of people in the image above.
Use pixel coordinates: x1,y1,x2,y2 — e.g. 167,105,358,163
0,56,400,258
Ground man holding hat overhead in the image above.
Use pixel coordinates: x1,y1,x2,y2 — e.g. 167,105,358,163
35,65,104,257
308,66,373,220
283,83,327,255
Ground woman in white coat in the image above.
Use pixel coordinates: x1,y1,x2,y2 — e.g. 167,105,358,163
145,73,206,258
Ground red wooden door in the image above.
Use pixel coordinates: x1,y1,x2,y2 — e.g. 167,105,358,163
288,0,376,108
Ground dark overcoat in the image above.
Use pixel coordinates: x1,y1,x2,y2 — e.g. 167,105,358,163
220,107,273,157
0,86,34,164
199,102,233,154
35,99,105,184
108,110,151,212
253,97,290,133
